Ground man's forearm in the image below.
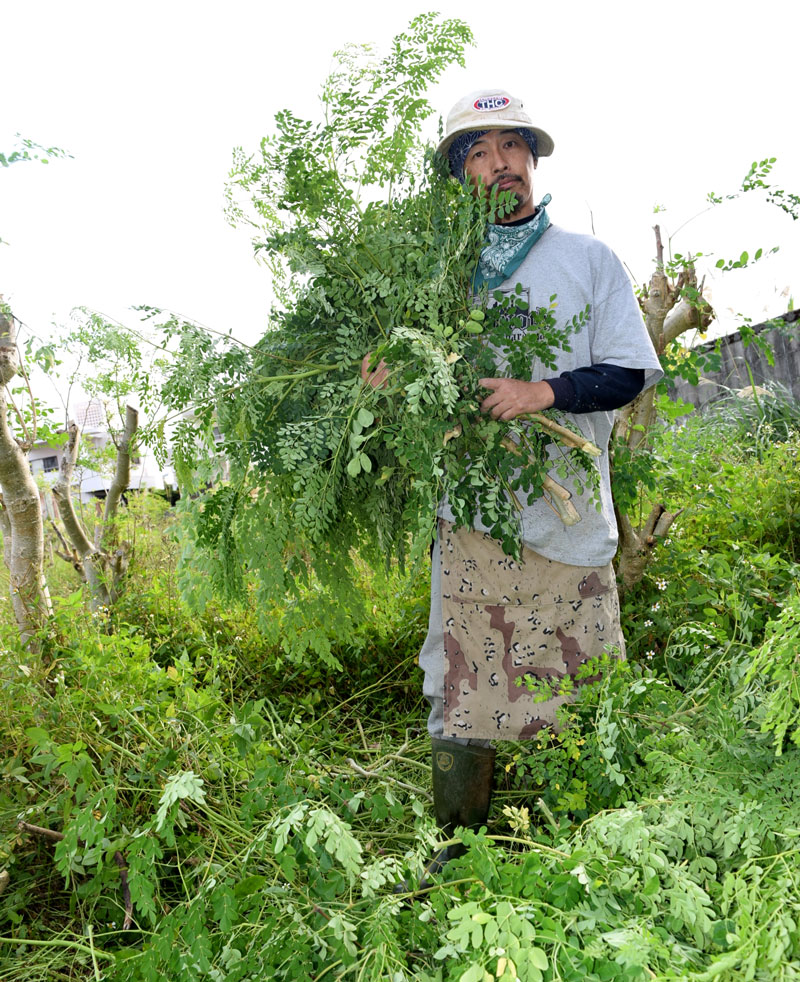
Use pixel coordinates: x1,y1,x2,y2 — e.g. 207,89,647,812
479,364,646,420
543,364,645,413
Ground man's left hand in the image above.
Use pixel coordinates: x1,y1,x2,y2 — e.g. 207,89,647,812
479,378,555,420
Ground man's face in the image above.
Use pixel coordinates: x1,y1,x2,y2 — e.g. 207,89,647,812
463,129,538,223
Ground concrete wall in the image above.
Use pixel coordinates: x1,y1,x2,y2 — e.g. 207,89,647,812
670,311,800,409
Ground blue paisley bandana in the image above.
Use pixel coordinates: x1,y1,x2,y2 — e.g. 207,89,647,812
474,194,552,290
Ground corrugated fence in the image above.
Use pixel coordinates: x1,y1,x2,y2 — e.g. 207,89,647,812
669,310,800,409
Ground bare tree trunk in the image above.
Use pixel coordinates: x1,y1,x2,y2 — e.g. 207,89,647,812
614,502,683,591
100,405,137,599
51,407,138,609
613,227,713,591
102,405,137,533
0,309,53,645
102,406,139,601
51,423,111,609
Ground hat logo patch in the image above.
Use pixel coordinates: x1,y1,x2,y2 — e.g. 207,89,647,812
473,96,510,112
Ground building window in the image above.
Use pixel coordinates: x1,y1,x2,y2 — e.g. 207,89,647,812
42,456,59,473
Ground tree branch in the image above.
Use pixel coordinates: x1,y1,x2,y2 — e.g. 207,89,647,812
52,424,95,557
103,406,137,531
51,423,110,607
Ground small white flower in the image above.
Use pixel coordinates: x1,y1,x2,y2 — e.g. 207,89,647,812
646,650,655,659
656,578,667,591
693,484,702,491
644,619,653,627
651,602,660,612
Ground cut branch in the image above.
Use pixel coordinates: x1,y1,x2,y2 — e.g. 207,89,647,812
525,413,602,456
17,820,65,842
542,475,581,526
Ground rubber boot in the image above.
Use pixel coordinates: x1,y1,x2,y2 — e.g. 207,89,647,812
399,739,496,894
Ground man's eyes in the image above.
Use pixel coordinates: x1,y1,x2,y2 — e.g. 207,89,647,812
470,139,518,160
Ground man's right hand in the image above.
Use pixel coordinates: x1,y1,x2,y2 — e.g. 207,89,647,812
361,353,390,389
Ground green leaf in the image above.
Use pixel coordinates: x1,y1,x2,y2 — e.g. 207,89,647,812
154,770,206,831
24,727,51,747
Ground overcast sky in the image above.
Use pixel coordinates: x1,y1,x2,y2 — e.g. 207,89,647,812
2,0,798,407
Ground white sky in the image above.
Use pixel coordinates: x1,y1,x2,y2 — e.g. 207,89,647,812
2,0,798,402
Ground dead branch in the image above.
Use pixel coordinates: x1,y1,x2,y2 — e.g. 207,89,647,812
48,518,84,575
113,850,134,930
346,758,432,801
18,820,64,842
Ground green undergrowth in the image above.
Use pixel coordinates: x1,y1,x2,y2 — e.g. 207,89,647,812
2,391,800,980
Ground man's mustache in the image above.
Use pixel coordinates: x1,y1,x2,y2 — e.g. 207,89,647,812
490,174,521,191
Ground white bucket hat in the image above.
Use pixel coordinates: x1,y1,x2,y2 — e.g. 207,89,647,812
437,89,554,159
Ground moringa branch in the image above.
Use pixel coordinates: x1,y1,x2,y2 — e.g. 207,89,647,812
103,405,138,533
17,821,133,930
51,423,110,606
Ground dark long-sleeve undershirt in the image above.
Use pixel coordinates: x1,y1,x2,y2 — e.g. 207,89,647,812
543,364,645,413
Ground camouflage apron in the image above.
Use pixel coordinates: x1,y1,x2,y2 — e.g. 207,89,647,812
439,519,624,741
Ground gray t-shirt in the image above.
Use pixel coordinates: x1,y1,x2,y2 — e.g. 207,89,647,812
440,224,663,566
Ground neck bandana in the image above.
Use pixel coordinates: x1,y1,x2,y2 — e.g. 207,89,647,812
473,194,552,290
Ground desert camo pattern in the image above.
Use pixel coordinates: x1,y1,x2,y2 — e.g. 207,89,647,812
439,519,624,740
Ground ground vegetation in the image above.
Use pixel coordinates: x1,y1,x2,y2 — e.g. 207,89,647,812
1,383,799,981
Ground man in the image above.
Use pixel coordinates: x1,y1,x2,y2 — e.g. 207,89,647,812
367,90,663,886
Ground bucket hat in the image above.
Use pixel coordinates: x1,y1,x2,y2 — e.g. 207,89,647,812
437,89,554,159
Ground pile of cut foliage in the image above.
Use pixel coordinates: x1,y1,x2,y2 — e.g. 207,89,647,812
150,15,601,665
2,386,800,982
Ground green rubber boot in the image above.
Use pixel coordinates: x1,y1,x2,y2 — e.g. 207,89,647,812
408,739,496,893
